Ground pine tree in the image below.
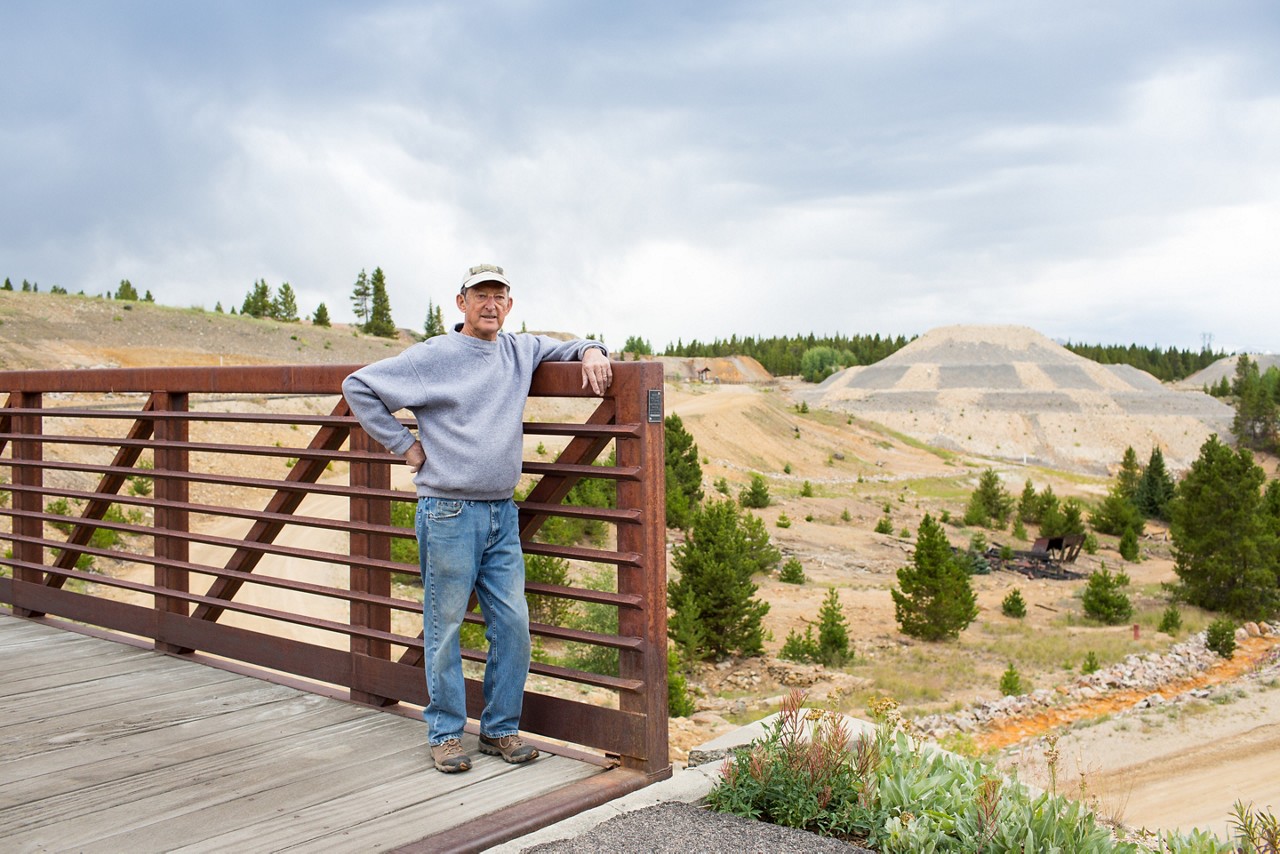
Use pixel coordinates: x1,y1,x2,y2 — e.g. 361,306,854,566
142,290,154,302
1136,446,1176,521
1231,355,1279,451
241,279,272,318
891,513,978,641
963,468,1014,528
312,302,331,327
1,278,11,291
1082,567,1134,624
350,269,371,327
1170,434,1278,619
1017,479,1040,523
1116,446,1142,500
423,299,446,338
664,413,703,529
816,587,852,666
739,473,770,508
272,282,300,322
214,301,223,313
364,267,396,337
115,279,139,301
667,498,772,659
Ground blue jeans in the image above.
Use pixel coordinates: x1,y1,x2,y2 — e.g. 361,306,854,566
416,497,530,745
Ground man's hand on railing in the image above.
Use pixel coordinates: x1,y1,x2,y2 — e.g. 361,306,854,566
580,349,613,395
404,440,426,473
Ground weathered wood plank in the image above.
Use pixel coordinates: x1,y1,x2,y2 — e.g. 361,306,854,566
0,614,613,853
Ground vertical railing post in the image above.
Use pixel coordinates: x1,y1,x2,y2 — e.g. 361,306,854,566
153,392,190,653
613,362,670,777
12,391,44,617
349,425,392,705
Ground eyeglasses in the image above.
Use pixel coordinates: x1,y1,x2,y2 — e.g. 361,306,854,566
465,290,509,307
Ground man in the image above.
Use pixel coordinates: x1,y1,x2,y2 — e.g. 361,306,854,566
342,263,612,773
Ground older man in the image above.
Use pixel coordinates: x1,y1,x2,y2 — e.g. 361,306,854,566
342,263,612,772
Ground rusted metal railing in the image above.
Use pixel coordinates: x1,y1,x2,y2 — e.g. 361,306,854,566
0,361,669,779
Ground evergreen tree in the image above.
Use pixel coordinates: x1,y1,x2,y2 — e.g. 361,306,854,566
1231,355,1279,451
667,498,772,659
1135,446,1176,521
365,267,397,337
214,301,223,313
350,268,371,327
142,290,154,302
1116,446,1142,500
272,282,300,322
241,279,273,318
1017,479,1040,523
891,514,979,641
1170,435,1278,619
816,587,852,666
1082,567,1134,624
115,279,139,301
2,278,11,291
423,299,446,338
21,279,32,292
738,473,771,509
963,468,1014,528
1089,490,1144,538
312,302,331,327
664,413,703,529
623,335,652,356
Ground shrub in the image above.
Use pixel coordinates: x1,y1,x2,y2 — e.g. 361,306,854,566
1000,662,1025,696
739,473,771,509
891,514,978,641
799,480,814,497
1082,567,1133,625
874,515,894,535
1206,619,1237,658
714,477,730,495
524,553,571,625
1118,527,1140,561
1081,651,1100,674
668,498,773,660
963,467,1014,528
1083,532,1099,555
840,508,852,522
1012,518,1028,541
779,626,820,664
705,690,1168,850
667,650,696,717
1001,589,1027,618
778,557,806,584
1159,604,1183,635
775,513,792,529
816,587,853,667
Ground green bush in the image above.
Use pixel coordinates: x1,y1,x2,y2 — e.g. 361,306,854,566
1000,662,1025,696
891,514,978,641
703,690,1216,851
1118,527,1140,561
799,480,814,497
874,515,894,535
778,557,806,585
775,513,792,529
1206,619,1237,659
1159,604,1183,635
739,473,771,509
1082,566,1133,625
667,650,696,717
1001,589,1027,619
1081,651,1101,674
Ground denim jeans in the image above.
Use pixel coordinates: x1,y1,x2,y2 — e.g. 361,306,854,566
416,497,530,745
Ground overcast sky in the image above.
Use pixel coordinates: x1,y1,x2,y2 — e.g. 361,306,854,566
3,1,1277,353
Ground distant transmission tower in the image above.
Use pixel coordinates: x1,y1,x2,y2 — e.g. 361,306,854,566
1201,332,1213,353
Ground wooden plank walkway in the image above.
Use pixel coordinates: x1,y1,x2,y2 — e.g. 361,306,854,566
0,613,618,853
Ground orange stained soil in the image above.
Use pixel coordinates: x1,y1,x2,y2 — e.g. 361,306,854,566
973,635,1280,753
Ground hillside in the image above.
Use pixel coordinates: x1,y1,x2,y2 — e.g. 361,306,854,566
0,290,415,370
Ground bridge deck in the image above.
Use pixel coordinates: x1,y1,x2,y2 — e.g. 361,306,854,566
0,613,626,853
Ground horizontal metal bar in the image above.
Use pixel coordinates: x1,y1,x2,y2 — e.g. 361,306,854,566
518,501,640,524
522,461,641,481
522,541,642,567
522,422,640,437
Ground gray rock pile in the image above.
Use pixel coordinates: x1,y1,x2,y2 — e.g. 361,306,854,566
912,622,1279,742
797,325,1233,474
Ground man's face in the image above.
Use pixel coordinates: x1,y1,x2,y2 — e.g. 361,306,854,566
456,283,512,340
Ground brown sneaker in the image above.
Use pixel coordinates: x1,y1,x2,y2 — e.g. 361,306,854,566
431,738,472,773
479,733,539,764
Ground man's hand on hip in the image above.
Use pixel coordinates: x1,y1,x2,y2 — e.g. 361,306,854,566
581,348,613,395
405,441,426,473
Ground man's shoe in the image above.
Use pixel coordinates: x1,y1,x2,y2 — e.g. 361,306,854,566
479,733,539,764
431,738,472,773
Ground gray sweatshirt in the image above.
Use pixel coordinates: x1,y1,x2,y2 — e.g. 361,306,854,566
342,328,608,500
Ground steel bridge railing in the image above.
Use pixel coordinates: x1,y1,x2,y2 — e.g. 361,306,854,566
0,361,669,779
